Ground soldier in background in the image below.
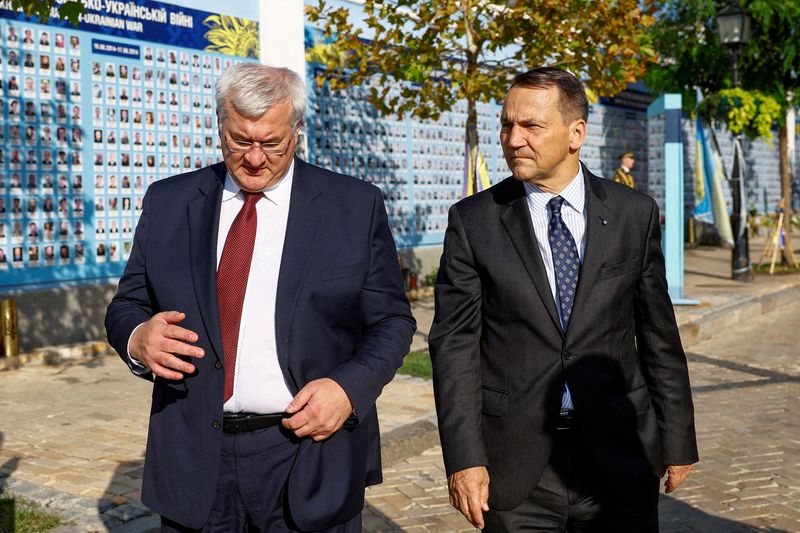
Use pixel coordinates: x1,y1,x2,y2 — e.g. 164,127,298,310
612,150,636,189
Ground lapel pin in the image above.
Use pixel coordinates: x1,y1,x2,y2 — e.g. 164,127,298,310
600,217,608,225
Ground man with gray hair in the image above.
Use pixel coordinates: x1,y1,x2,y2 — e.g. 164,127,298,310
106,63,415,532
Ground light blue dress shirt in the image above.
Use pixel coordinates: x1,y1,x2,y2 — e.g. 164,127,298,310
523,167,586,413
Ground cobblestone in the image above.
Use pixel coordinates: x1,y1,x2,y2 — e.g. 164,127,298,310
0,242,799,531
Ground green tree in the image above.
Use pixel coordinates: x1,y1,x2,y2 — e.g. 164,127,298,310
306,0,658,194
646,0,799,264
8,0,84,26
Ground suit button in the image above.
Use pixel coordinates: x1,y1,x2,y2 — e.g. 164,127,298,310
215,360,222,369
564,352,574,360
212,420,221,429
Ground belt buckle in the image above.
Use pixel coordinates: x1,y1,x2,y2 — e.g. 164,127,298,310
223,413,250,433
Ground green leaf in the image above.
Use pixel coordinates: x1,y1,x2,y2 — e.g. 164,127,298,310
58,1,86,26
308,0,660,158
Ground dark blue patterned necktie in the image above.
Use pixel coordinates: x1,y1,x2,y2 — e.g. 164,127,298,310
547,196,580,331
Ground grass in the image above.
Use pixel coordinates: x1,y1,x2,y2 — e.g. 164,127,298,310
0,493,64,533
752,263,800,274
398,350,433,380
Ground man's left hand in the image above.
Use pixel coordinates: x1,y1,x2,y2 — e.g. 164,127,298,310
660,464,694,493
282,378,353,441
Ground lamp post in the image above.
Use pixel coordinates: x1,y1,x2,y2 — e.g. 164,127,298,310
717,0,752,281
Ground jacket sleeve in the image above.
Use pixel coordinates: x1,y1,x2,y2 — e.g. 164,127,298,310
105,186,156,381
428,205,488,476
328,188,416,419
634,198,699,465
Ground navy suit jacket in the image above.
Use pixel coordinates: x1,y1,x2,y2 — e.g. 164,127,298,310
105,158,415,530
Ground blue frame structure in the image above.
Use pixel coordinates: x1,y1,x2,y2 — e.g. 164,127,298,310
647,94,697,305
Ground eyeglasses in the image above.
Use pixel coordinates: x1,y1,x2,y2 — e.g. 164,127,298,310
223,133,295,156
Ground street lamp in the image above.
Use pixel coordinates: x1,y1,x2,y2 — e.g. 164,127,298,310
716,0,752,281
717,0,751,87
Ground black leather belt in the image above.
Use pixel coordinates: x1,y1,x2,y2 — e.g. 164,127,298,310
223,412,286,433
223,412,360,434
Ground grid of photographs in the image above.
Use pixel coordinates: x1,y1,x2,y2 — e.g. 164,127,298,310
90,45,236,264
1,20,508,278
0,19,243,274
307,74,505,244
647,115,666,215
0,24,85,269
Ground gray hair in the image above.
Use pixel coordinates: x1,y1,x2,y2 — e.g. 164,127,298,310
215,63,307,129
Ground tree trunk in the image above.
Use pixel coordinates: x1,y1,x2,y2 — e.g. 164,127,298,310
465,100,479,196
779,123,798,267
462,0,480,197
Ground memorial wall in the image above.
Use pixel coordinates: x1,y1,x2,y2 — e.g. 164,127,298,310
1,0,791,296
0,0,258,289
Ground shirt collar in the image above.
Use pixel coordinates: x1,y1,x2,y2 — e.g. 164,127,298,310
222,159,295,206
523,166,585,216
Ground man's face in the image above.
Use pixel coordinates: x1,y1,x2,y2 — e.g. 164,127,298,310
219,101,297,192
622,155,635,169
500,86,585,188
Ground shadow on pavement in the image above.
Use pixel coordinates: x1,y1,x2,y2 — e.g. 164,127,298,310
684,269,734,281
0,432,21,532
659,494,790,532
98,458,149,529
365,495,792,533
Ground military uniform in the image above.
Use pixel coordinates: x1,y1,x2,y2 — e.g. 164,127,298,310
612,151,636,189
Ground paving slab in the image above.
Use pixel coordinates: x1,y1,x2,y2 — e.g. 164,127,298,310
1,238,799,531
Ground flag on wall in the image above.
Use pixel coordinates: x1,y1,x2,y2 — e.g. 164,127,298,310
694,111,714,223
695,90,734,245
462,137,492,197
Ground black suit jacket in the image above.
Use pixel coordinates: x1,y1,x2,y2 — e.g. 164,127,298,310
429,165,698,510
105,159,415,530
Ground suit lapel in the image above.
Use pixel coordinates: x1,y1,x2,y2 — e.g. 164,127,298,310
499,181,563,337
274,159,324,390
569,167,613,334
188,163,226,362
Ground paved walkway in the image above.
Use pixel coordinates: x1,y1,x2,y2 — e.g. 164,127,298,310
1,239,799,531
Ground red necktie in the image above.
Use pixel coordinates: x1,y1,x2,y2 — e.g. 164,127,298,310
217,191,261,402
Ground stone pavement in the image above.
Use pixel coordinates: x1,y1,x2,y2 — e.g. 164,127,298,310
1,239,799,531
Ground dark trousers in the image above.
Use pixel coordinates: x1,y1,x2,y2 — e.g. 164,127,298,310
484,429,659,533
161,426,362,533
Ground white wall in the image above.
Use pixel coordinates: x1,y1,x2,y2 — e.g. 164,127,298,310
260,0,306,77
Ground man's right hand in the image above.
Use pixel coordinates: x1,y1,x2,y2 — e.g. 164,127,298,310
448,466,490,529
129,311,204,380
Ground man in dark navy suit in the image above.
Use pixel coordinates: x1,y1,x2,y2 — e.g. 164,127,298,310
106,63,415,532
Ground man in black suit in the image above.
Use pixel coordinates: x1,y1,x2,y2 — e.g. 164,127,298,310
105,63,415,532
430,67,697,532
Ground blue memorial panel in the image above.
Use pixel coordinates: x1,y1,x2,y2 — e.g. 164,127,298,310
0,0,259,56
0,8,258,289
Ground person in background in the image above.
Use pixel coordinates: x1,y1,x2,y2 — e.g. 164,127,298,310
612,150,636,189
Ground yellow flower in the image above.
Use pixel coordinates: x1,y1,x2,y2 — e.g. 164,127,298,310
203,15,259,59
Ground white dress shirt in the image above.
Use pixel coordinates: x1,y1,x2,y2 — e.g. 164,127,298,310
523,166,586,412
219,165,295,414
129,163,296,414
